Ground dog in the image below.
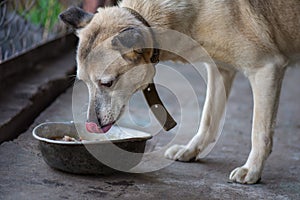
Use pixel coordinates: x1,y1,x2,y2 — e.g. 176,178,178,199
59,0,300,184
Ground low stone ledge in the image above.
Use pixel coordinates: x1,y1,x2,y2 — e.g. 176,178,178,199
0,50,76,143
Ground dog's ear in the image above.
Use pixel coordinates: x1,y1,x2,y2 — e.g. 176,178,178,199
59,6,94,29
112,27,146,63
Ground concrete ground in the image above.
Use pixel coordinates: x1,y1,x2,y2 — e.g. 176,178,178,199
0,63,299,200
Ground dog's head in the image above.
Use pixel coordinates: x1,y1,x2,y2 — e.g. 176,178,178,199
60,7,156,133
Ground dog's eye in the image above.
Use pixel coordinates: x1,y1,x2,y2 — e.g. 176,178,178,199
99,80,114,88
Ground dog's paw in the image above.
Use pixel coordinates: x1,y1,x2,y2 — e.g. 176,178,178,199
164,145,198,162
229,166,262,184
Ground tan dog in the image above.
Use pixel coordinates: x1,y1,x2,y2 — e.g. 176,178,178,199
60,0,300,184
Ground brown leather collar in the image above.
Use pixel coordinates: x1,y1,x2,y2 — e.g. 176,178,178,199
124,7,177,131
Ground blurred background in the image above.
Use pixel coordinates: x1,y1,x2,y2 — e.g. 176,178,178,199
0,0,118,63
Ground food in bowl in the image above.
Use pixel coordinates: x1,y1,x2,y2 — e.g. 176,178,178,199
52,136,83,142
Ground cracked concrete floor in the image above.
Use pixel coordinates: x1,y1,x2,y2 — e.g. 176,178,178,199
0,63,299,200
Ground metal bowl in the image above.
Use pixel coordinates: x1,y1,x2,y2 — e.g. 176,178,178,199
33,122,152,175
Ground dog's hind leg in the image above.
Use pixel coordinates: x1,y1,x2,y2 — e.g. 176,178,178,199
229,57,287,184
165,64,236,162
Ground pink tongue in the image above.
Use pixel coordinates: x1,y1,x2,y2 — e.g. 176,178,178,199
86,122,103,134
85,122,113,134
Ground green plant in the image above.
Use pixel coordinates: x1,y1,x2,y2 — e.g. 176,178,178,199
23,0,63,30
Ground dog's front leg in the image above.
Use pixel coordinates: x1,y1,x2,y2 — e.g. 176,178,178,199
165,64,236,161
230,60,287,184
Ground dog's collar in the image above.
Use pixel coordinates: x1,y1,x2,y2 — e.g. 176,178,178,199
124,7,177,131
123,7,160,64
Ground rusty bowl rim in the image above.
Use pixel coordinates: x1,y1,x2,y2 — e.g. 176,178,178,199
32,121,153,145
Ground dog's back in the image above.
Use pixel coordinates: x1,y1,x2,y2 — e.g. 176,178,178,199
239,0,300,54
178,0,300,67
